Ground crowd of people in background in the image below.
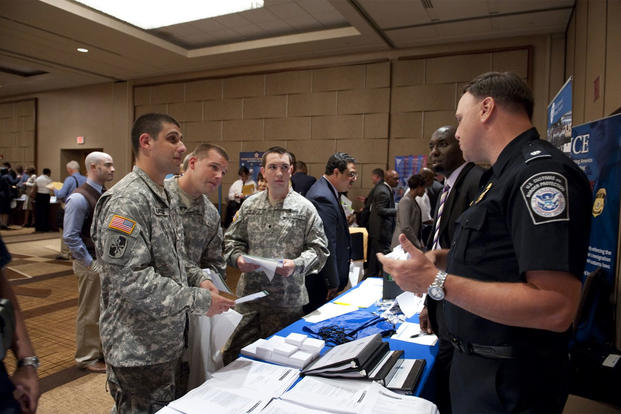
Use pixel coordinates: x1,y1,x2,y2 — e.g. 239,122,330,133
0,71,592,414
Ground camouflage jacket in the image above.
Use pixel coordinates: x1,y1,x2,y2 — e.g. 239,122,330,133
224,188,329,307
92,167,212,367
164,176,226,279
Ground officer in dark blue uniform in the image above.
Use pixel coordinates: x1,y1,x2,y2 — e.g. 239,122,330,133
379,72,591,413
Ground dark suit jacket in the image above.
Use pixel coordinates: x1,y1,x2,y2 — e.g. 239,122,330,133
427,179,444,213
291,172,316,197
306,177,351,291
426,162,485,335
427,163,486,250
368,181,396,245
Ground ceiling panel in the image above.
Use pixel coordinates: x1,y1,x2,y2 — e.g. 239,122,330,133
0,0,573,98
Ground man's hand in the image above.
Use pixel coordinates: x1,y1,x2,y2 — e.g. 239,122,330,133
419,306,433,334
236,256,260,273
199,279,218,294
377,233,437,295
12,365,39,414
206,293,235,317
275,259,295,277
88,260,103,273
326,287,339,301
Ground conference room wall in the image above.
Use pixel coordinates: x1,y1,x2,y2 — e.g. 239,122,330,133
0,33,563,203
132,35,555,207
566,0,621,124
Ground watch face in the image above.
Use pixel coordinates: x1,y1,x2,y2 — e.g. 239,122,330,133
428,286,445,301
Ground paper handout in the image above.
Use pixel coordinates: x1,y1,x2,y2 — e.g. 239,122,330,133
235,290,269,304
242,254,284,281
203,268,232,294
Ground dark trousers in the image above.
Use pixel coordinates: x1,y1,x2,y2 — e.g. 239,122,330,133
450,350,569,413
304,275,328,314
0,362,20,414
34,193,50,232
366,236,390,277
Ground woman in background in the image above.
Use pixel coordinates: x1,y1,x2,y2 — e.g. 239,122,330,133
391,174,426,250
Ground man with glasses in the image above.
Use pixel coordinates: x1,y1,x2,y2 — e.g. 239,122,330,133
304,152,357,313
224,146,328,363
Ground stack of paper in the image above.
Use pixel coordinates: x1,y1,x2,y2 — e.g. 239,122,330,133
165,358,298,414
333,277,383,308
241,333,325,369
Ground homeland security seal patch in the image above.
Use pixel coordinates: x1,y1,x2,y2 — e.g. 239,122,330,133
520,172,569,225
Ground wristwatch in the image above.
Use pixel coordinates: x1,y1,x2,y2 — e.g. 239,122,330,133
17,356,40,371
427,270,448,301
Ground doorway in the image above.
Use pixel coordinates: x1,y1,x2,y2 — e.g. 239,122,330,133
59,148,103,179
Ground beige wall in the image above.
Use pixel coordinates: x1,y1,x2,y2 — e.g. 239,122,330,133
133,34,562,206
0,83,132,182
566,0,621,124
0,99,35,168
0,33,565,205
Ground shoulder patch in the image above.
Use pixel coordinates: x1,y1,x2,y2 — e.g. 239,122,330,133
107,234,129,258
108,214,136,235
520,172,569,225
522,144,552,164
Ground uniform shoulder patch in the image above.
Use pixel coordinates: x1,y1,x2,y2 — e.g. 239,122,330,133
520,172,569,225
107,234,129,258
108,214,136,235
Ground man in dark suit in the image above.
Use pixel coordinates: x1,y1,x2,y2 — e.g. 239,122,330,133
304,153,357,313
422,125,485,413
356,168,383,228
291,160,316,197
366,169,399,277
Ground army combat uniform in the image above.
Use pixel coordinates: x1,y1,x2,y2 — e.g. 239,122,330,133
223,188,328,362
92,167,213,414
164,176,226,278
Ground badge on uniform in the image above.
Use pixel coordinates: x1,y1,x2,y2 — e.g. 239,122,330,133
108,215,136,235
108,235,128,258
520,172,569,224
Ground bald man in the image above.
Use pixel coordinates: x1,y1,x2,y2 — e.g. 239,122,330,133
63,151,115,372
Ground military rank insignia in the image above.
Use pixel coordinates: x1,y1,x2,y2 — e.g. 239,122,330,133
108,215,136,235
520,172,569,225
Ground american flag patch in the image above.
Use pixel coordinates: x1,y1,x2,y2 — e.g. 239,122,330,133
108,215,136,235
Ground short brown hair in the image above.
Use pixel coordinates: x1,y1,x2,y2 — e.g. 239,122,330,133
192,143,229,161
261,146,293,167
463,72,534,120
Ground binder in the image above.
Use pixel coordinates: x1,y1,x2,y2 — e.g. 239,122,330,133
368,349,404,383
301,334,385,377
385,358,426,394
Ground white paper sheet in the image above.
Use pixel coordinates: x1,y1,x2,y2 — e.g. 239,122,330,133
391,322,437,346
186,309,243,390
395,291,425,318
303,302,359,323
359,382,439,414
333,277,383,308
260,399,328,414
203,268,231,294
242,254,284,281
280,376,369,414
236,290,269,304
170,358,298,414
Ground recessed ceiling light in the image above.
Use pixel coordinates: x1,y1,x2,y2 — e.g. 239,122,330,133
77,48,89,53
74,0,264,29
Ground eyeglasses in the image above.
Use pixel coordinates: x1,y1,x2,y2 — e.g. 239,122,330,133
347,171,358,179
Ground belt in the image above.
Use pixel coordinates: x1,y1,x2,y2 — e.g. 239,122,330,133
449,335,517,359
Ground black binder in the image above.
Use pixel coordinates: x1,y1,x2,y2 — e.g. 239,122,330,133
367,349,404,383
302,334,387,377
385,358,426,393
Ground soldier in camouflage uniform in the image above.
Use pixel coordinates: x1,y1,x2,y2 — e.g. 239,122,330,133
92,113,234,414
223,146,329,363
164,143,228,277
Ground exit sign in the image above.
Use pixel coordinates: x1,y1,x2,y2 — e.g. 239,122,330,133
76,136,84,144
